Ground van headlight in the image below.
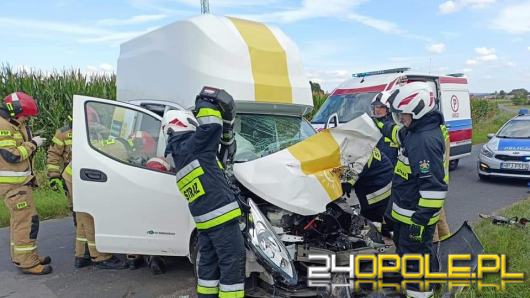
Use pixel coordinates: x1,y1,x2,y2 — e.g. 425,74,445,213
246,199,298,286
480,145,495,158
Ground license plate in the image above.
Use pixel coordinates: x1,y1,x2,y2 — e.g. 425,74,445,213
501,162,529,171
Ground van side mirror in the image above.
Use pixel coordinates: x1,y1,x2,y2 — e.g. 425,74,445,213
325,113,339,129
487,133,494,139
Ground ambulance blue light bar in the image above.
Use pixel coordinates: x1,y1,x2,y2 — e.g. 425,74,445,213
518,109,529,115
352,67,410,78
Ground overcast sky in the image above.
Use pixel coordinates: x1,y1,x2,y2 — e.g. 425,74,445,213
1,0,530,92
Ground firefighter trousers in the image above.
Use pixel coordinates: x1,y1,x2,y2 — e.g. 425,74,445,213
196,221,245,298
74,212,111,262
1,184,41,269
434,208,450,241
63,169,111,262
393,221,439,292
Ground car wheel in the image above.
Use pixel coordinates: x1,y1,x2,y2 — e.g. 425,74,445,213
449,159,459,171
478,173,489,181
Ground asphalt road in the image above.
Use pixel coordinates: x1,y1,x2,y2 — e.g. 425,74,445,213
1,145,529,298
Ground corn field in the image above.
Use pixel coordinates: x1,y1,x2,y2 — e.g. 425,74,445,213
0,65,116,177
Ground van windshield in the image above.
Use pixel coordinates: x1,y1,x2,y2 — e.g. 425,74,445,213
312,92,377,124
234,114,316,162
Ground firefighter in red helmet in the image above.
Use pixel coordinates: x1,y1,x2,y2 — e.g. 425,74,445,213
0,92,52,275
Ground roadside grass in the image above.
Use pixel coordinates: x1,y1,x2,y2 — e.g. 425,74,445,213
0,189,69,228
456,198,530,297
472,112,513,144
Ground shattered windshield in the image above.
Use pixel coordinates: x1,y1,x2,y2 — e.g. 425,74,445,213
234,114,316,162
312,92,376,124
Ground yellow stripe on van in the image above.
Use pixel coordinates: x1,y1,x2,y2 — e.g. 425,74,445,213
288,130,342,200
228,17,292,104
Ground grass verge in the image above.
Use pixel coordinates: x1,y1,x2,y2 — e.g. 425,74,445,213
457,198,530,297
0,188,70,228
472,112,513,144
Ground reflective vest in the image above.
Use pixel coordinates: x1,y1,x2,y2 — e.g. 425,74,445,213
350,147,393,211
47,124,72,178
166,105,241,231
0,115,36,185
377,111,448,226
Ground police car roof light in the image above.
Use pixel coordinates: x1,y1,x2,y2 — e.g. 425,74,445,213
518,108,529,115
446,73,465,77
352,67,410,78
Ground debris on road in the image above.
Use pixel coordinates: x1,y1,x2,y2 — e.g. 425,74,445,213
479,213,528,228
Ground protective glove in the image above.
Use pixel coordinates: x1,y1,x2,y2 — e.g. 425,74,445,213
218,140,237,165
196,86,235,122
408,223,425,242
31,136,47,147
49,177,64,192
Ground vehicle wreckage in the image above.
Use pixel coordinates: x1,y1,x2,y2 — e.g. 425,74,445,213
71,14,483,297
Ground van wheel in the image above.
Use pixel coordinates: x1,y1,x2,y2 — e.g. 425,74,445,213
189,231,199,279
449,159,459,171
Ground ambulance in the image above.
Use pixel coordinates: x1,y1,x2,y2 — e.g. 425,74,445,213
311,68,473,170
71,16,481,296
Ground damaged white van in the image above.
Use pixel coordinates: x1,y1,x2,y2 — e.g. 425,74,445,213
72,15,481,297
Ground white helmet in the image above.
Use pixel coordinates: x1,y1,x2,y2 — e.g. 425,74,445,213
371,91,392,118
388,81,436,124
145,157,171,172
162,110,198,139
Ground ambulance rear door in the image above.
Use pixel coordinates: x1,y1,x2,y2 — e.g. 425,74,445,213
72,95,195,257
438,77,472,160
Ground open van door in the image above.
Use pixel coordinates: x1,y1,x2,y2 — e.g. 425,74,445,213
72,95,195,256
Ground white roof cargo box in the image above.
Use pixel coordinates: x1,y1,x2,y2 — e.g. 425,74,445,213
117,14,313,116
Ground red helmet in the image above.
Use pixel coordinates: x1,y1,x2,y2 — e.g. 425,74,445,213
130,131,156,155
3,92,39,118
86,106,101,124
145,157,170,172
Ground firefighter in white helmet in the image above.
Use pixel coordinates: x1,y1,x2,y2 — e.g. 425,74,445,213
164,87,244,298
373,82,450,298
371,91,399,166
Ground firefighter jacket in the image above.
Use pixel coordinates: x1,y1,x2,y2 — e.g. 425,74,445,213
0,111,37,185
350,147,393,211
165,104,241,231
376,111,449,227
375,115,399,167
47,124,72,178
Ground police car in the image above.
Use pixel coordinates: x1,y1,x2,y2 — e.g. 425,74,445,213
478,109,530,180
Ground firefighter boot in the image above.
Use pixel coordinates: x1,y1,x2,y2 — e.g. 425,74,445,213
95,255,128,270
39,256,51,265
21,264,53,275
75,257,92,268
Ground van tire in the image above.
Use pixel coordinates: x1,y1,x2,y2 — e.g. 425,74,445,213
449,159,459,171
189,230,199,279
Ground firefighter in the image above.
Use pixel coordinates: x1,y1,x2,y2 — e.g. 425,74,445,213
342,147,393,224
373,82,448,298
63,105,128,269
0,92,52,275
47,116,72,219
372,91,451,242
371,92,399,166
164,87,245,298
